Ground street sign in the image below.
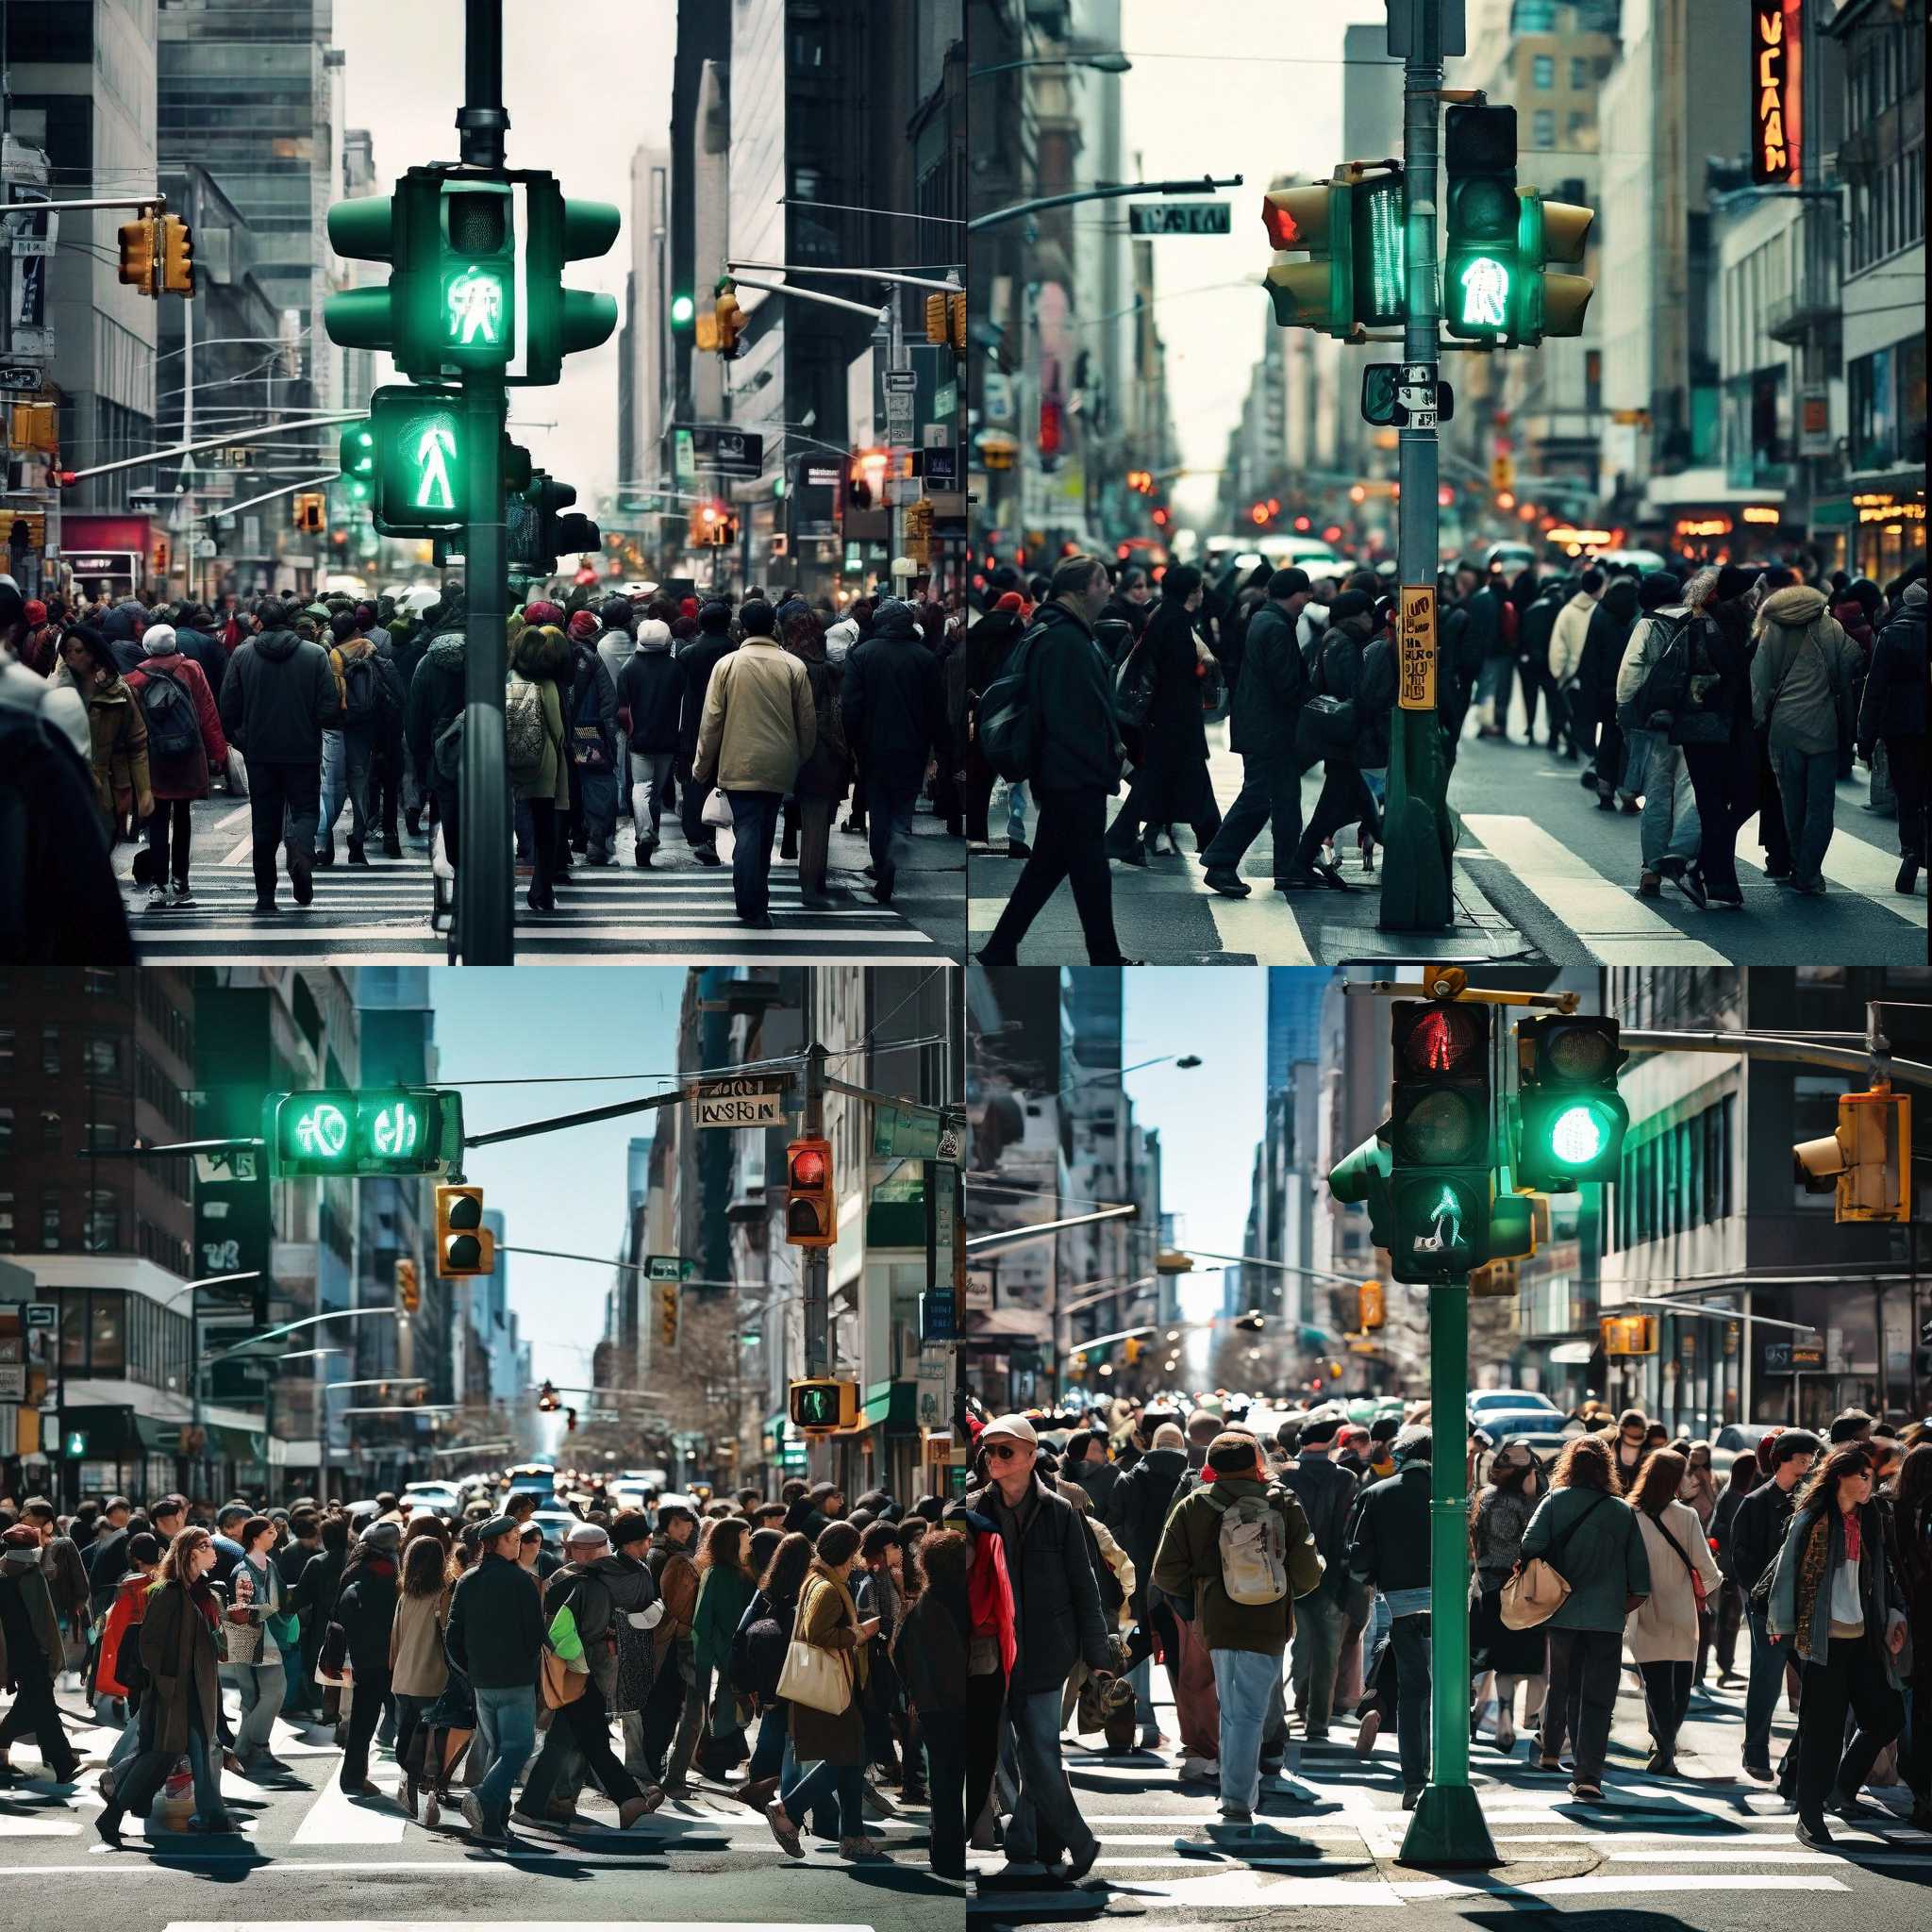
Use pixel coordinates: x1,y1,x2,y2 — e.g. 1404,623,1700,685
0,364,44,393
24,1303,56,1330
1128,200,1230,236
1762,1339,1826,1372
922,1285,957,1343
686,1076,789,1128
882,369,918,393
644,1255,696,1284
690,425,763,474
871,1104,966,1161
192,536,217,560
1397,584,1437,711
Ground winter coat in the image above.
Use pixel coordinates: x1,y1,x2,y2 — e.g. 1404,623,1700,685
644,1535,699,1654
125,654,227,802
1227,599,1308,758
1348,1461,1433,1595
1856,585,1926,751
1548,590,1598,687
1130,597,1217,823
0,1545,63,1690
83,675,151,826
560,1550,658,1712
1471,1483,1537,1595
444,1551,545,1690
100,603,145,671
563,641,620,773
841,611,941,791
594,625,634,726
1024,600,1124,793
1518,588,1563,671
1285,1452,1360,1596
618,633,685,756
95,1569,151,1701
1574,582,1639,726
1153,1474,1323,1654
692,1562,757,1682
507,628,572,807
786,1562,868,1765
1751,583,1861,754
891,1578,971,1717
1730,1478,1798,1600
138,1578,223,1753
406,632,466,783
1625,1500,1723,1663
1767,1497,1906,1683
171,625,227,703
334,1556,399,1675
325,633,386,737
219,627,341,765
388,1585,450,1698
1519,1485,1651,1632
677,624,736,765
792,657,850,799
1308,623,1379,769
737,1582,800,1705
1106,1443,1189,1617
1712,1474,1757,1582
960,1473,1111,1694
1075,1457,1121,1520
692,634,816,795
294,1543,347,1632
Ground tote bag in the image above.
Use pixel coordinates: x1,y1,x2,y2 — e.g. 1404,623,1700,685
774,1588,853,1715
1499,1491,1610,1631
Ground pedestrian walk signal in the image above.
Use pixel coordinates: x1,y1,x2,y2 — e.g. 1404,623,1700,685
1795,1088,1910,1224
265,1087,463,1179
1443,104,1518,341
789,1378,858,1431
1387,1001,1492,1283
785,1137,837,1248
435,1184,493,1278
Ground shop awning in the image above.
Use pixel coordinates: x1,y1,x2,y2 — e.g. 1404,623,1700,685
861,1380,919,1434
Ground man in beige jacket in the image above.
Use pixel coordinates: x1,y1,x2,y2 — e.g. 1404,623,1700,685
692,598,816,926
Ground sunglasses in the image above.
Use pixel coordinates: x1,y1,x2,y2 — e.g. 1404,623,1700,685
985,1441,1027,1461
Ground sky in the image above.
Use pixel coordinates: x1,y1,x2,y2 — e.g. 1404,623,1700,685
426,968,683,1391
1117,0,1387,523
333,0,675,508
1121,967,1268,1328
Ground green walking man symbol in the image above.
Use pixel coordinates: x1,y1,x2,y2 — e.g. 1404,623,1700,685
1415,1182,1466,1256
412,420,457,512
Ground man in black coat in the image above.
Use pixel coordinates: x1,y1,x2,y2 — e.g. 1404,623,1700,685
1733,1428,1819,1779
1199,567,1312,895
676,600,736,864
841,599,941,903
1283,1415,1359,1739
1284,591,1382,888
405,622,467,864
1105,1421,1190,1748
974,554,1131,966
963,1415,1111,1880
1347,1428,1434,1802
1516,575,1567,752
446,1515,548,1842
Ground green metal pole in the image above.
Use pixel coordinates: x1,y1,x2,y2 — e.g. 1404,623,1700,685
1400,1272,1497,1866
458,376,510,962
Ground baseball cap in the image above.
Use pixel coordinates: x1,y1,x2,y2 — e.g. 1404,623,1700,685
980,1413,1039,1447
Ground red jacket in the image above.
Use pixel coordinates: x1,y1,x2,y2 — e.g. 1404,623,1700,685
95,1571,150,1701
125,655,228,801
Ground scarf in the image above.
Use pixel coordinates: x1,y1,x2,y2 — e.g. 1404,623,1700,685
965,1531,1017,1678
803,1560,867,1690
1842,1507,1862,1568
1793,1508,1835,1657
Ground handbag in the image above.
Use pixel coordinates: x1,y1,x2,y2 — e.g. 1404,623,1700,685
775,1635,851,1714
701,788,733,829
1500,1491,1611,1630
540,1646,589,1710
1653,1512,1708,1613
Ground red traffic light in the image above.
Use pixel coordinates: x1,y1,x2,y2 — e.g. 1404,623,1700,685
789,1144,827,1190
785,1136,836,1249
1262,198,1302,248
1402,1004,1482,1074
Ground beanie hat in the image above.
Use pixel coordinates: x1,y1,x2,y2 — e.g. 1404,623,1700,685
141,624,180,656
23,599,45,625
522,599,565,628
1714,564,1753,603
992,591,1026,613
1328,590,1374,624
1638,573,1682,611
1902,578,1927,610
608,1511,653,1547
697,599,732,633
1300,1415,1343,1447
567,608,600,641
1207,1430,1264,1474
1268,567,1311,599
635,618,672,650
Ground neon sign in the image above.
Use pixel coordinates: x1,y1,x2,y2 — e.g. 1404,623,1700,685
1751,0,1802,187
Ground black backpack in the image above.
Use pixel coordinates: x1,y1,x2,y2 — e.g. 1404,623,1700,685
139,666,198,759
1619,608,1702,732
977,621,1043,782
433,710,465,783
339,652,380,731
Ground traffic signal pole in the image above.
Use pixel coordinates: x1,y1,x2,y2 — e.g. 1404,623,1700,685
457,0,513,964
803,1039,830,1380
1380,5,1456,934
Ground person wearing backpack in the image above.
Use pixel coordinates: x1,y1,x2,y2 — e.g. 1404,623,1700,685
1283,1414,1359,1742
619,618,686,866
1611,574,1702,900
506,624,573,914
1751,582,1866,896
219,601,341,913
1282,591,1381,891
356,605,409,858
60,625,153,855
315,610,383,869
406,607,468,868
562,610,621,867
123,623,226,914
1856,576,1926,896
1152,1429,1323,1825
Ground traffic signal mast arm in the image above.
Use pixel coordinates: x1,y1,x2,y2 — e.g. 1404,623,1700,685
969,174,1244,232
57,413,364,485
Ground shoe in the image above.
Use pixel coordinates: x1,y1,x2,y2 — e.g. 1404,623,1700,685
1359,831,1376,874
382,834,404,858
1568,1782,1603,1803
312,839,334,868
659,1780,693,1800
405,811,422,838
1795,1814,1834,1850
1742,1760,1774,1783
840,1834,892,1860
1007,838,1030,858
347,842,370,867
1063,1840,1101,1882
1356,1711,1382,1757
1621,796,1641,814
693,843,722,866
1645,1752,1678,1776
861,1781,897,1818
1178,1757,1221,1782
290,860,313,906
253,894,277,914
1218,1806,1255,1825
1402,1787,1424,1810
617,1788,666,1829
800,891,835,911
1595,794,1620,810
168,880,197,908
766,1797,805,1857
1493,1722,1515,1757
1139,1727,1165,1751
421,1791,441,1828
343,1779,381,1799
1794,875,1827,896
744,912,775,930
142,881,171,915
1303,1725,1331,1743
1825,1789,1883,1824
1667,865,1708,908
1638,870,1661,896
871,868,895,905
1106,839,1148,867
739,1775,780,1811
94,1811,125,1849
190,1812,240,1834
584,847,611,867
1276,868,1324,891
1202,868,1252,897
402,1779,419,1819
1897,858,1920,894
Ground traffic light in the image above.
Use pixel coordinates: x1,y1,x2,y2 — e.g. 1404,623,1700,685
1515,1015,1628,1191
1123,1337,1144,1368
364,386,467,530
1601,1313,1657,1357
394,1258,420,1314
1514,192,1595,344
789,1378,858,1431
160,215,195,297
1155,1249,1195,1274
1442,104,1518,341
695,281,743,358
435,1185,494,1278
671,291,695,328
512,472,600,571
1794,1088,1911,1223
785,1137,836,1247
925,291,949,345
1386,1000,1492,1283
537,1379,560,1412
292,492,325,533
1260,168,1404,338
1328,1132,1393,1249
521,176,620,385
117,213,159,296
264,1088,464,1179
949,290,967,354
340,422,376,486
1358,1280,1385,1331
654,1279,679,1351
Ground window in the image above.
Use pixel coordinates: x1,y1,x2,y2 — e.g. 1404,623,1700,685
40,1108,59,1153
87,1033,121,1081
1571,57,1591,90
89,1291,125,1372
84,1189,119,1255
1532,109,1556,149
86,1120,119,1151
42,1025,58,1075
1567,113,1590,147
1532,54,1555,88
41,1191,60,1251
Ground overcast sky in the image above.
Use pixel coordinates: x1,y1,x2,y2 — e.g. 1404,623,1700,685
1118,0,1387,521
333,0,675,507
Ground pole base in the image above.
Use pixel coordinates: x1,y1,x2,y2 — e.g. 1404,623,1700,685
1397,1779,1498,1868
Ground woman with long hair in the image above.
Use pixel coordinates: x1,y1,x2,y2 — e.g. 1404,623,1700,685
1469,1441,1547,1756
60,625,152,853
1766,1443,1908,1847
891,1526,973,1877
1709,1447,1762,1687
736,1530,820,1816
692,1515,758,1778
1892,1442,1932,1827
1518,1433,1651,1801
95,1527,230,1845
390,1533,452,1821
1625,1449,1723,1775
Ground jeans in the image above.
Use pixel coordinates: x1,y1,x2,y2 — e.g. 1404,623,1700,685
629,750,675,841
981,786,1124,965
1772,742,1839,887
749,1701,788,1783
1639,734,1701,870
576,763,619,859
1210,1646,1280,1814
145,796,193,887
1006,780,1028,843
1475,653,1511,725
1002,1685,1097,1866
1639,1657,1691,1761
1291,1587,1348,1734
1795,1636,1905,1821
1200,752,1303,883
245,758,321,898
1542,1625,1621,1785
1389,1613,1431,1790
1744,1607,1794,1771
782,1756,864,1837
472,1682,537,1829
1127,1654,1156,1728
724,789,782,920
317,728,373,852
865,774,919,888
230,1657,285,1765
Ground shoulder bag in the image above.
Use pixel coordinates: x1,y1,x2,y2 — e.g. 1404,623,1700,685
774,1583,854,1715
1651,1509,1708,1612
1499,1491,1612,1630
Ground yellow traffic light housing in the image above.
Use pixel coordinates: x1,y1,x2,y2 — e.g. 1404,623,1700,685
653,1278,680,1351
394,1257,420,1314
435,1184,493,1277
161,214,195,297
948,290,967,354
118,213,159,297
785,1137,837,1248
696,284,744,358
1601,1313,1657,1356
789,1377,858,1432
1358,1280,1385,1331
925,291,949,345
1795,1087,1910,1223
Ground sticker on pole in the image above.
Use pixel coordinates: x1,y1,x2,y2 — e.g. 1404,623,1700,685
1398,584,1437,712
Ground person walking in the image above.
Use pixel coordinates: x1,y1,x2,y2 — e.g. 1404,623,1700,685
1519,1434,1651,1802
1765,1442,1908,1847
223,1513,291,1776
1624,1448,1723,1775
974,556,1135,966
766,1521,891,1863
122,623,227,913
892,1525,974,1877
1282,591,1391,890
1574,575,1641,809
691,597,817,929
641,1499,703,1792
94,1527,231,1844
390,1531,451,1820
314,610,385,868
1105,1417,1190,1750
1709,1447,1761,1688
405,604,468,871
1857,576,1925,893
690,1515,758,1780
1613,574,1705,900
1547,570,1603,758
92,1531,162,1792
218,604,341,912
841,598,940,906
0,1523,79,1785
60,626,153,860
1891,1441,1932,1828
1751,581,1863,895
561,610,621,867
1468,1441,1546,1757
506,624,572,915
735,1528,817,1815
333,1521,400,1797
1733,1429,1821,1781
618,618,684,866
1283,1413,1358,1741
676,600,737,863
785,609,851,909
446,1512,546,1845
1152,1429,1323,1824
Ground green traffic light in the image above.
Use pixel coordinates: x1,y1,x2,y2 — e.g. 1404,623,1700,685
443,264,507,348
1547,1101,1607,1168
671,293,695,325
289,1098,351,1164
1455,254,1511,333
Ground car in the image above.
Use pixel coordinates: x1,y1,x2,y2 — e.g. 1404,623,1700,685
401,1480,461,1520
1473,1410,1574,1444
1469,1389,1560,1418
528,1507,579,1552
1591,547,1672,575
